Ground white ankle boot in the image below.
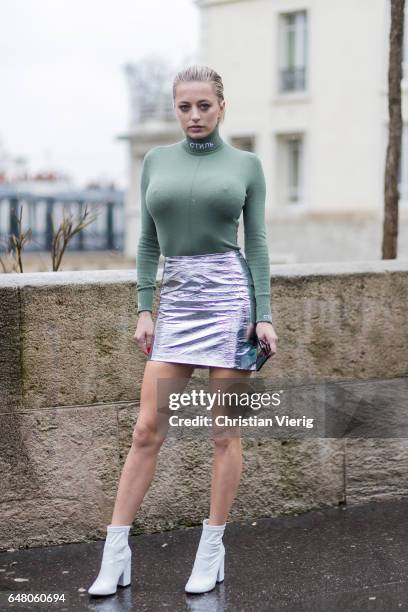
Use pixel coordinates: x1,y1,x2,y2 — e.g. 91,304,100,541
185,518,226,594
88,525,132,596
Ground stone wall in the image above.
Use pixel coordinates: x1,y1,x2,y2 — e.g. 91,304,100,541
0,261,407,550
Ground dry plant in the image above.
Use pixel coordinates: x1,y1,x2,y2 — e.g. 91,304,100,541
0,206,32,272
0,249,21,273
0,203,99,273
51,204,98,271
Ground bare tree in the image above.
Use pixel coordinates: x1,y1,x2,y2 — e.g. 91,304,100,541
123,54,175,123
383,0,405,259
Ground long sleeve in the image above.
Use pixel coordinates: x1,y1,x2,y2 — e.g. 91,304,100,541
136,152,161,313
243,154,273,323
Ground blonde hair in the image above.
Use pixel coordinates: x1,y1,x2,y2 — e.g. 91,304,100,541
172,65,226,123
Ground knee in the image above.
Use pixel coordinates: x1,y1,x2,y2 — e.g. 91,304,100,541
132,422,165,451
212,435,240,453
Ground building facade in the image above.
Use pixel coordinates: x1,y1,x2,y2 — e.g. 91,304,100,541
124,0,408,265
195,0,408,219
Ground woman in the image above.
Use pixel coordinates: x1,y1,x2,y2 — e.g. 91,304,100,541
88,65,278,597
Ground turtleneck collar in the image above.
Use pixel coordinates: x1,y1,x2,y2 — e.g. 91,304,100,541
182,123,225,155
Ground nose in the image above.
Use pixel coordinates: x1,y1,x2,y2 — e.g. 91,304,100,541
191,107,201,120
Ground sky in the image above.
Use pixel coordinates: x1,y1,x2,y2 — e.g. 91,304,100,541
0,0,199,189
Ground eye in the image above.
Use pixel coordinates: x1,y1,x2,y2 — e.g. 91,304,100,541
178,104,211,112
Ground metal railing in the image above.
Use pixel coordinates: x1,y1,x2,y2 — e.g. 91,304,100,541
0,186,125,252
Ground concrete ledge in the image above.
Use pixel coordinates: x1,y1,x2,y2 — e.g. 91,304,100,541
0,260,407,550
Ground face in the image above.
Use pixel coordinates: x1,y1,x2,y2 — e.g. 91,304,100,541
174,81,225,138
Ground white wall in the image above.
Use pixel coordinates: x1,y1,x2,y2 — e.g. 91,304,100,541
196,0,401,220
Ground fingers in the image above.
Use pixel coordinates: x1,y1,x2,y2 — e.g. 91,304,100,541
133,330,154,355
142,333,153,356
259,338,272,355
258,335,278,356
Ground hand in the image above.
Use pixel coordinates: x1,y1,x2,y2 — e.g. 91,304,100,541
133,311,155,356
255,322,278,356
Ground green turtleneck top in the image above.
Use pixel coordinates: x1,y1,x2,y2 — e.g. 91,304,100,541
136,124,272,323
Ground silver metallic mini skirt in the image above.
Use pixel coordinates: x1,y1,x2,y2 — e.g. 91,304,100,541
148,250,257,370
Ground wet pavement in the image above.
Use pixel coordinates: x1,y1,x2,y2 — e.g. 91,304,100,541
1,498,408,611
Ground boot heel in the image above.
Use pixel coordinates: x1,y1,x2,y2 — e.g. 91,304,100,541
216,554,224,582
118,558,131,587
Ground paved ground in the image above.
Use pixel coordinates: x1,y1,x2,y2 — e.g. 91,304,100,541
1,498,408,611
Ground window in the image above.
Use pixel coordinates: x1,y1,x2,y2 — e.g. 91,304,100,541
277,134,305,206
230,136,255,152
398,122,408,200
279,10,308,92
287,137,303,202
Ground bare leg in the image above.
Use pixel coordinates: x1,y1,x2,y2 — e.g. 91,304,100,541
111,360,195,525
207,367,253,525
